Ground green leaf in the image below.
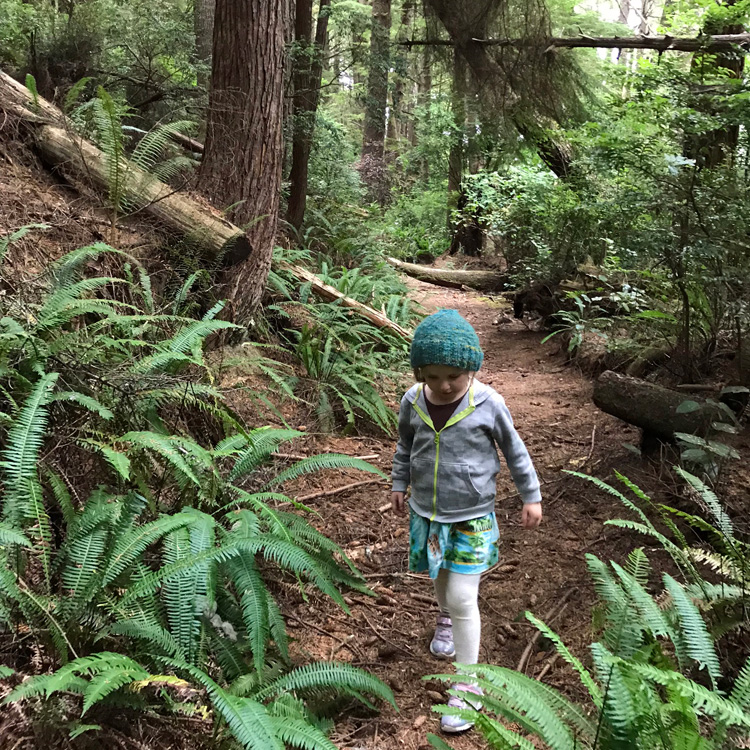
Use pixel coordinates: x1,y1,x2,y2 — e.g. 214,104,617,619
676,400,701,414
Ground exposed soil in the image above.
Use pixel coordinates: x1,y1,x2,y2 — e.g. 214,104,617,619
278,278,657,749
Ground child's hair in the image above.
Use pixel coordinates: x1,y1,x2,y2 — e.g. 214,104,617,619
410,309,484,373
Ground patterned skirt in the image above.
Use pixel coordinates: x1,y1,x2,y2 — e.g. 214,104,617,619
408,510,499,579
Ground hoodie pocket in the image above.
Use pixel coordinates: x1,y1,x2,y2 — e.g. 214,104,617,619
410,458,436,501
438,463,481,509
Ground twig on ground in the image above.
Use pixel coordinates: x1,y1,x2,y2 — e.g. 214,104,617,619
360,610,413,657
536,652,560,681
330,633,356,660
296,478,386,503
585,425,597,463
516,589,576,673
287,612,341,642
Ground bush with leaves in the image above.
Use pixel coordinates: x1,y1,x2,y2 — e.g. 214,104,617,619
0,229,395,747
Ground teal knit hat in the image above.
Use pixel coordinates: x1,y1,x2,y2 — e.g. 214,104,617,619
410,309,484,372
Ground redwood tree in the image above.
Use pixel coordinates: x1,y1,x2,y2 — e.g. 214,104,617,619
360,0,392,205
286,0,332,231
200,0,286,326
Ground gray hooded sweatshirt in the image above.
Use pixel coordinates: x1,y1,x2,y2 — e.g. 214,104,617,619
391,380,541,523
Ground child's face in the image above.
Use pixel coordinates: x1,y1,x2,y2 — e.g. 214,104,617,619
420,365,473,404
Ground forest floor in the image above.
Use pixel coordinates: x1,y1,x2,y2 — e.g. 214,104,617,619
263,278,663,750
5,130,747,748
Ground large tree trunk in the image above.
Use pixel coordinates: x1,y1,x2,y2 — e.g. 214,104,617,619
199,0,286,326
286,0,331,231
593,370,729,441
194,0,215,90
683,8,745,168
360,0,392,205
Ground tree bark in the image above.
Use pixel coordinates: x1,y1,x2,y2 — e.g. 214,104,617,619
286,0,331,231
593,370,729,440
387,0,415,147
447,48,466,209
199,0,286,326
360,0,392,205
386,257,507,291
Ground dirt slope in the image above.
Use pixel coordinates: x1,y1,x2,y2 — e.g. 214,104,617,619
284,279,652,749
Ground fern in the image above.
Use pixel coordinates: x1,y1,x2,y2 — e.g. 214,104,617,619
266,453,386,488
118,431,201,487
663,574,723,688
166,660,285,750
0,224,49,268
1,372,58,526
251,661,396,709
229,427,303,482
226,554,269,673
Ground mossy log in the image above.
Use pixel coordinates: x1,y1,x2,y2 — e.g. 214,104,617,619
593,370,729,440
284,264,412,339
0,69,250,263
386,257,508,292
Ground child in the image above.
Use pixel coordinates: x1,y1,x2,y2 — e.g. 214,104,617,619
391,309,542,734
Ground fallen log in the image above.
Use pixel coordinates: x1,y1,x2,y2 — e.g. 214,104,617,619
284,264,412,339
593,370,729,441
1,70,410,338
386,257,507,292
0,70,249,263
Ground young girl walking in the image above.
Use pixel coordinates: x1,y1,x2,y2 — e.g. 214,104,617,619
391,309,542,734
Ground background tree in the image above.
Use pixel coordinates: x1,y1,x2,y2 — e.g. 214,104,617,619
199,0,286,325
194,0,215,90
286,0,332,231
360,0,392,205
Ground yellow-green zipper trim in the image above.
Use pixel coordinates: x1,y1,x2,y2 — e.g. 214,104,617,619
411,384,476,520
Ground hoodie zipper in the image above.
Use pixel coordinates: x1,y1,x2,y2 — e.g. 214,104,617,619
411,385,476,521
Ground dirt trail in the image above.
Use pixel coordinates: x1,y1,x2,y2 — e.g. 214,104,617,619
289,280,645,749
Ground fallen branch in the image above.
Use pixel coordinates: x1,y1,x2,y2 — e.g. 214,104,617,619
536,652,560,681
284,263,412,338
386,257,508,292
516,589,576,673
401,32,750,53
296,478,386,503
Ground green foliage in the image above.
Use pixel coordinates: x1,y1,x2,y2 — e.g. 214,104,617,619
377,188,451,262
70,87,196,240
431,470,749,749
0,230,394,747
0,0,199,121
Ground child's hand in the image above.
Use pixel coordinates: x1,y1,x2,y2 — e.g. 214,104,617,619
391,491,406,514
521,503,542,529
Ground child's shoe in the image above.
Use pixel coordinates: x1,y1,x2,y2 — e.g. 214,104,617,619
440,683,482,734
429,613,455,658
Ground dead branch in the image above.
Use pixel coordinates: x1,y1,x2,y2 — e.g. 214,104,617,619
401,33,750,53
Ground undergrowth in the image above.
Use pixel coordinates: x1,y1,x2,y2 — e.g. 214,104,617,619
430,470,750,750
0,228,396,748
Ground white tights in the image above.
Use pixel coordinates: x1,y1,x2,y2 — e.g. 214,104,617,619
433,569,482,664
